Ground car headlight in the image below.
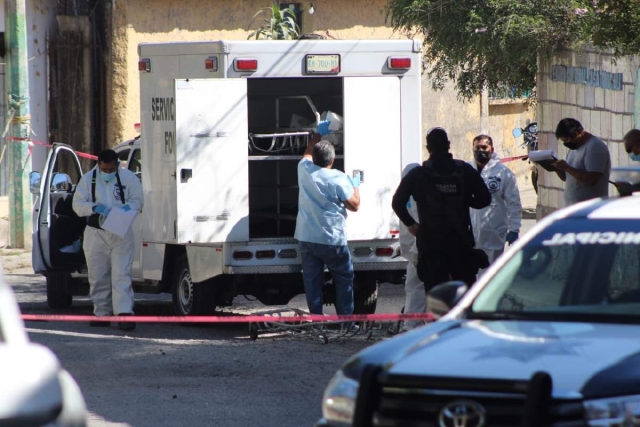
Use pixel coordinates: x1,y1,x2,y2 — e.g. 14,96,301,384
584,395,640,425
321,371,359,425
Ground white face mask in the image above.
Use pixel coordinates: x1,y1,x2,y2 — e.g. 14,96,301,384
100,171,117,182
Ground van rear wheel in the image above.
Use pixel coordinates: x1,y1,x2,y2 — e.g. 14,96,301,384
171,255,217,316
46,273,73,309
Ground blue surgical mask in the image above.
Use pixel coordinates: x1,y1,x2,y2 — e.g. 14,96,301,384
630,152,640,162
100,171,117,183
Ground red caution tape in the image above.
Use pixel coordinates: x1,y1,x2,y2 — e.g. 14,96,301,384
500,154,529,163
21,313,435,324
6,136,98,161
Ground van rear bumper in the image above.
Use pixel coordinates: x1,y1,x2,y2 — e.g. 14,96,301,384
223,260,407,275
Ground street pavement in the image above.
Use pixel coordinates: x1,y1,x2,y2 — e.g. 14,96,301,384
2,216,536,427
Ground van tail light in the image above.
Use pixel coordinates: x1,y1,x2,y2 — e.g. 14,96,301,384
255,250,276,260
388,57,411,70
375,247,395,257
233,250,253,260
234,58,258,72
278,249,298,259
205,56,218,71
353,247,373,257
138,58,151,72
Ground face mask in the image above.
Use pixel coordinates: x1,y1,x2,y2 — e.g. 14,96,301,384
563,141,579,150
474,150,491,164
630,152,640,162
100,171,116,183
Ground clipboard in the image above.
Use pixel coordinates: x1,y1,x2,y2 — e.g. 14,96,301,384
528,150,558,172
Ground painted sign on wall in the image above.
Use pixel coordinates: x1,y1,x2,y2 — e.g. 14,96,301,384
551,65,623,91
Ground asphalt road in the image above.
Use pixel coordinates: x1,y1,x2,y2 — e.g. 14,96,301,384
10,275,405,427
7,219,536,427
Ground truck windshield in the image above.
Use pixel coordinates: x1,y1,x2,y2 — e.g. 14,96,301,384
470,219,640,322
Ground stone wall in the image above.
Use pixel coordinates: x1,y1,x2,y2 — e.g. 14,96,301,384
536,46,640,217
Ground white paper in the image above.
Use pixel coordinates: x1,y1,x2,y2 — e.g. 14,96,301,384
101,207,138,238
528,149,557,162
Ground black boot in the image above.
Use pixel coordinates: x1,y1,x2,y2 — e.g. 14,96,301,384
117,313,136,331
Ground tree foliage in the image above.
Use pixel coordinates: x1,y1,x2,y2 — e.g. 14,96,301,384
248,3,301,40
385,0,640,100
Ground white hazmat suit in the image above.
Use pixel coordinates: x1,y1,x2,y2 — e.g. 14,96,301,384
469,153,522,274
399,163,427,330
72,167,143,316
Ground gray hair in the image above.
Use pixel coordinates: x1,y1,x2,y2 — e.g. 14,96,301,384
312,141,335,167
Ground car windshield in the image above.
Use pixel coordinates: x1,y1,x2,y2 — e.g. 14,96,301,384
470,219,640,322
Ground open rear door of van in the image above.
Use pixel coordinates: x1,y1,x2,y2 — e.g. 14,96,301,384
174,79,249,244
343,76,402,240
33,144,85,273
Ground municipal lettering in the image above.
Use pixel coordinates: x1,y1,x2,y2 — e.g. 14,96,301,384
542,232,640,246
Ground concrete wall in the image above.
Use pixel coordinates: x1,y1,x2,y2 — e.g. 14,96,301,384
536,46,640,217
106,0,533,177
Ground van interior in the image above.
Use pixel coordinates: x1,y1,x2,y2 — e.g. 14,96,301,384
247,77,344,239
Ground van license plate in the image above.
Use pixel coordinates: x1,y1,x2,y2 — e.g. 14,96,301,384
305,54,340,74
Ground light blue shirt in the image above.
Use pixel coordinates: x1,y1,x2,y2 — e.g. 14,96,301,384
295,158,354,245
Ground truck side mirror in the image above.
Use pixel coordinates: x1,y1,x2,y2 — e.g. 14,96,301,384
29,171,41,195
427,281,468,317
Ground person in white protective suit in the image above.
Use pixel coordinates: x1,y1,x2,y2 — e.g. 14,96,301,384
469,135,522,276
72,149,143,331
398,163,427,331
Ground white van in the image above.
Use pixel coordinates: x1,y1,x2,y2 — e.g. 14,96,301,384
31,39,423,316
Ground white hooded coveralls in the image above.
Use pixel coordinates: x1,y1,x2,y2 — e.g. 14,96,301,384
469,153,522,270
398,163,427,330
72,167,143,316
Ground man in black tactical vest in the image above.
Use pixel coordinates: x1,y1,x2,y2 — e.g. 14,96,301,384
392,127,491,291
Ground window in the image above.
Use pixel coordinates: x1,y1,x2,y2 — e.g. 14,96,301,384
117,149,130,170
280,3,302,30
128,149,142,180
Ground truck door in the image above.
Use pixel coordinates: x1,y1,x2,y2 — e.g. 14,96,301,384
343,77,402,240
174,79,249,244
33,144,85,273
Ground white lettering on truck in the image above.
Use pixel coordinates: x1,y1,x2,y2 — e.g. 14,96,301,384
542,232,640,246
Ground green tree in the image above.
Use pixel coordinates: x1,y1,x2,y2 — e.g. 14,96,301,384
248,3,301,40
385,0,640,100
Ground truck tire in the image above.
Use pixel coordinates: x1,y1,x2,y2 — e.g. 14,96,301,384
354,277,378,315
171,255,217,316
46,273,73,309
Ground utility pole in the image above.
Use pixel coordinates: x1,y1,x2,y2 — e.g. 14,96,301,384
5,0,31,249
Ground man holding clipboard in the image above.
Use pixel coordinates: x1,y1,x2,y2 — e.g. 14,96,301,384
540,118,611,206
72,149,144,331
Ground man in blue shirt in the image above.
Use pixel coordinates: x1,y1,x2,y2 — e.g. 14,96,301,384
295,133,360,316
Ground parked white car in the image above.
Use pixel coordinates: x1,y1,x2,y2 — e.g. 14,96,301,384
0,270,87,426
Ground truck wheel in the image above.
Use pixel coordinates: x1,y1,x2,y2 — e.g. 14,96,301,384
171,255,217,316
46,273,73,309
354,277,378,315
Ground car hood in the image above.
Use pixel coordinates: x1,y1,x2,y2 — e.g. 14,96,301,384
357,320,640,399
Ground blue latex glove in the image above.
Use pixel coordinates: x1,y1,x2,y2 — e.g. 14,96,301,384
506,231,519,245
316,120,331,136
349,174,361,188
93,204,107,215
121,204,132,212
